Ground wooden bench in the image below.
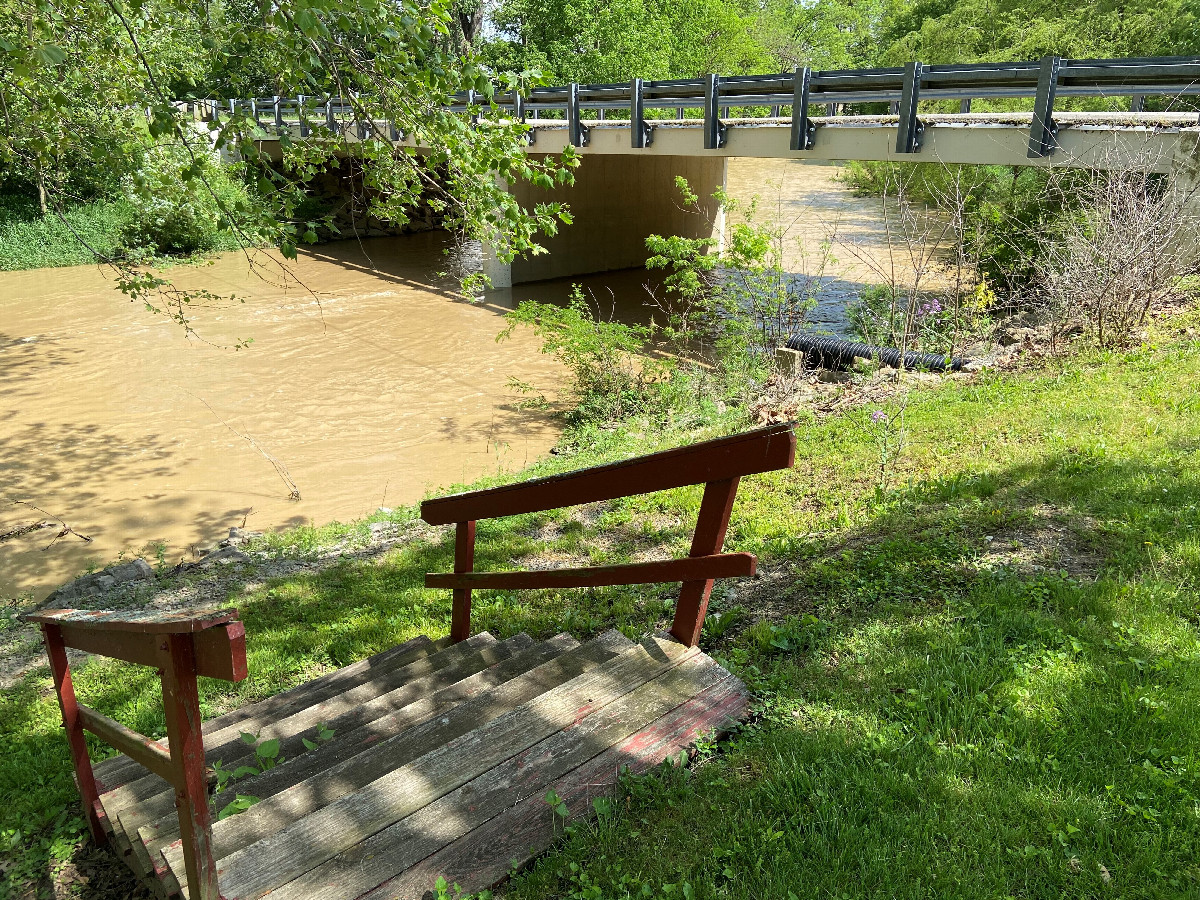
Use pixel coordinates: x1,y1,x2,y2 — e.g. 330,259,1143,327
24,424,794,900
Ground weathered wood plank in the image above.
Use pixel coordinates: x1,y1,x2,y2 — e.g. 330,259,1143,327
114,633,525,838
159,630,633,880
426,552,755,591
137,633,587,861
100,633,500,819
78,705,173,782
262,654,735,900
190,636,694,900
354,674,750,900
420,424,795,524
94,634,439,789
23,607,238,634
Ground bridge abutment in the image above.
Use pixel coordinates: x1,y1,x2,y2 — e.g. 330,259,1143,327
489,155,727,286
1171,132,1200,256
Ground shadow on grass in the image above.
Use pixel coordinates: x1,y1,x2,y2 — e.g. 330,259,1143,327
5,448,1198,897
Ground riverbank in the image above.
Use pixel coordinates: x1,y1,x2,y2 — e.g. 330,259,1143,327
4,311,1198,897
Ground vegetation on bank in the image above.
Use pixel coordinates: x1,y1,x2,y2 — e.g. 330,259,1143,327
0,156,256,272
3,315,1200,897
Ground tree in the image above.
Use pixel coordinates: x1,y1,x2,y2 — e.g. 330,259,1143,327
0,0,577,333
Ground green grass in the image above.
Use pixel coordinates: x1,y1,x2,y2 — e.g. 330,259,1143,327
0,196,136,270
3,335,1199,898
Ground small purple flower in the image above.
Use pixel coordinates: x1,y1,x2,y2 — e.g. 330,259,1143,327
871,410,888,423
915,298,943,320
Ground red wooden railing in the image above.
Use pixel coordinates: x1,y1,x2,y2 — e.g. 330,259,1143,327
422,424,796,646
21,608,248,900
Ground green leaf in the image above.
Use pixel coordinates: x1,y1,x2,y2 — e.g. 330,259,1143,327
35,44,66,66
218,795,261,820
256,739,281,760
302,738,318,751
240,732,259,746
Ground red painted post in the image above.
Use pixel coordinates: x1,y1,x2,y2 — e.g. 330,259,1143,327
670,477,741,647
450,520,476,642
42,624,106,844
159,634,219,900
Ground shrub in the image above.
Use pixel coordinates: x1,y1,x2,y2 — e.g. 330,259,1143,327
121,143,253,256
1035,170,1200,348
498,286,667,425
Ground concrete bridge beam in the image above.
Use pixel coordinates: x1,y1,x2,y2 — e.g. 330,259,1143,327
490,154,727,286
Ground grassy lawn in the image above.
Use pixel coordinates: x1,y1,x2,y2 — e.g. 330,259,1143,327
3,333,1199,897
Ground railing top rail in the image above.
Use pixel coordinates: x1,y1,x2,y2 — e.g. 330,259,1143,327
23,607,239,634
420,424,796,526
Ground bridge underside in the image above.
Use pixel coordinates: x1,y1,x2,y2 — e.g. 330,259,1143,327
255,114,1199,285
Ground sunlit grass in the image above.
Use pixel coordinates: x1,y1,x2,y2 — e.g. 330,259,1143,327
3,335,1199,897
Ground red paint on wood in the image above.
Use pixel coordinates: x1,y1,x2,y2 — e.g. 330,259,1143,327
360,677,750,900
421,424,795,524
426,552,755,592
160,635,221,900
42,624,106,844
671,477,740,647
23,607,238,634
44,619,247,682
450,520,476,643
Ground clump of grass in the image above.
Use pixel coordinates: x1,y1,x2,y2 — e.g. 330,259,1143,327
4,336,1199,898
0,195,135,270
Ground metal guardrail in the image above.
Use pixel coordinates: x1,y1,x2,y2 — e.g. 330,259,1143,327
205,55,1200,160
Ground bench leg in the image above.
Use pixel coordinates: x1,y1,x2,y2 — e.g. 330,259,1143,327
43,624,106,844
671,477,740,647
160,635,220,900
451,520,476,642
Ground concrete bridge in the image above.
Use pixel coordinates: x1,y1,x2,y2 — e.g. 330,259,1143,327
212,55,1200,285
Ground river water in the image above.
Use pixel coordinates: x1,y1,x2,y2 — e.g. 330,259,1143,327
1,160,888,602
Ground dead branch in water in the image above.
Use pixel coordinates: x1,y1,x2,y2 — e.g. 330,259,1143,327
193,397,302,500
2,498,95,549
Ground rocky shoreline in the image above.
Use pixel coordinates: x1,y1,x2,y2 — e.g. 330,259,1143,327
2,515,448,690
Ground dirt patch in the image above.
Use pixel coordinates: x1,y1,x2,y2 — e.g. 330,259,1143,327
4,839,151,900
1,517,449,691
971,503,1106,581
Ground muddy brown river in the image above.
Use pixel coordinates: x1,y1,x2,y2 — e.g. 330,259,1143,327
1,160,888,601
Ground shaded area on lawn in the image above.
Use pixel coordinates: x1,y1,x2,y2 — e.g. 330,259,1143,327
3,339,1199,898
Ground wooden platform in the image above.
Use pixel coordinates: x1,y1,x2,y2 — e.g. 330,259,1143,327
90,629,749,900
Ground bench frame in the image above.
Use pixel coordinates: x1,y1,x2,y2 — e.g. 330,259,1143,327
20,608,248,900
23,425,793,900
422,424,796,646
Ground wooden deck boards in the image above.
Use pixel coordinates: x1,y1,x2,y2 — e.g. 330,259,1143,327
98,630,748,900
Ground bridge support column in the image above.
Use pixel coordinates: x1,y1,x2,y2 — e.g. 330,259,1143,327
1171,132,1200,257
496,155,726,285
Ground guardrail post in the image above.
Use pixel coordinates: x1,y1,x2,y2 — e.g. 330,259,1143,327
671,478,741,647
703,74,726,149
159,634,219,900
1028,55,1061,158
272,95,283,130
959,98,972,113
43,624,105,843
1130,94,1145,112
895,60,924,153
568,83,588,147
297,95,310,137
631,77,652,148
325,97,336,133
451,521,477,642
789,67,814,151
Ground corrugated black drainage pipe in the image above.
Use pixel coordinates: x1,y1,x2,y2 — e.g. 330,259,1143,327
784,334,968,372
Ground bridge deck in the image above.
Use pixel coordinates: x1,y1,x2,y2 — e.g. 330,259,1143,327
90,629,748,900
